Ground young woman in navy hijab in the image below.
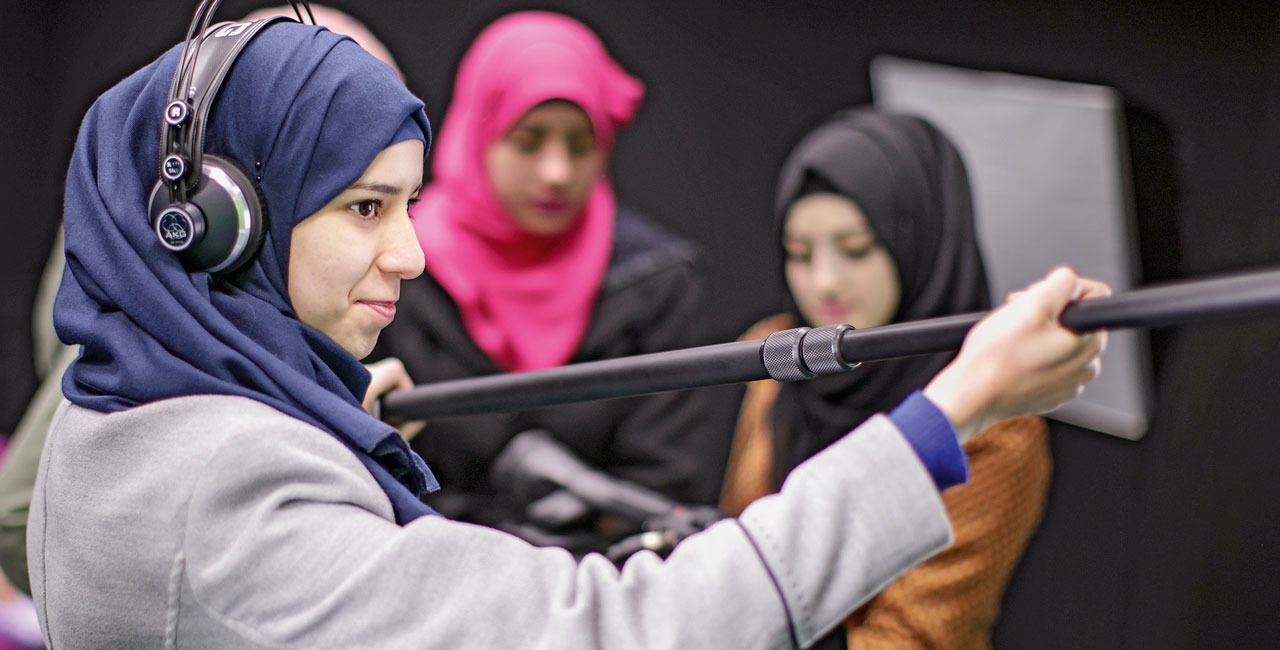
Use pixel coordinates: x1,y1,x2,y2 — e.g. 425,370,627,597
30,18,1108,649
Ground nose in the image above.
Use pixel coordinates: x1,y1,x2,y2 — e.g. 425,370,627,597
810,246,841,297
377,208,425,280
537,142,573,187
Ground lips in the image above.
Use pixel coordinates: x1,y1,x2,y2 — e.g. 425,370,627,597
532,197,570,213
817,301,850,324
360,300,397,322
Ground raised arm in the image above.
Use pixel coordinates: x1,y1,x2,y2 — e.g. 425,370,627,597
925,267,1109,440
179,399,950,649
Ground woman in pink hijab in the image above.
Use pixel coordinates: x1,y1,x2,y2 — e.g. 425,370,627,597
372,11,727,552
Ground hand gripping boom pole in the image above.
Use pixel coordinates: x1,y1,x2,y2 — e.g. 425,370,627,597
380,267,1280,421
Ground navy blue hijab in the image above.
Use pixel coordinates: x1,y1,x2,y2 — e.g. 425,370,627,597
55,21,440,523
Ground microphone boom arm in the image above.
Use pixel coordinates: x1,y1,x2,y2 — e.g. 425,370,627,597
380,267,1280,421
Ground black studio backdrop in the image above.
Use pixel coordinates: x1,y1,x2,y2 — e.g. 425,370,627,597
3,1,1278,647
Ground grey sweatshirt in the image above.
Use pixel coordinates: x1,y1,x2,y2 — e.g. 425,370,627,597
29,395,951,649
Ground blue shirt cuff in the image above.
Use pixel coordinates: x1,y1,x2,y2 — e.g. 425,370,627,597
887,390,969,491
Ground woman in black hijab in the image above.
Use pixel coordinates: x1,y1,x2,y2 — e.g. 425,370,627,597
722,108,1055,650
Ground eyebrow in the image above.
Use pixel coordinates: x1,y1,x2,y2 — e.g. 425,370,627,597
347,182,422,195
511,125,595,138
785,229,872,241
835,229,873,240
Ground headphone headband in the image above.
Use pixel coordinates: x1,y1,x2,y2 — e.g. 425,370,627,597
158,17,289,201
150,1,314,275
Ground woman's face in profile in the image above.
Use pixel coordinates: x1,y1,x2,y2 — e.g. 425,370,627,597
484,100,604,236
288,138,425,359
783,192,901,330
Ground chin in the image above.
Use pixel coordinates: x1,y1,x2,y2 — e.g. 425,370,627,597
517,211,578,236
337,334,378,361
806,312,853,329
352,342,377,361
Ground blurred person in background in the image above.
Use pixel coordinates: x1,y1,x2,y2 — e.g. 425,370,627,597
721,108,1061,650
371,11,727,552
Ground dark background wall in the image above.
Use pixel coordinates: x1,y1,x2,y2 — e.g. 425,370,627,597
2,1,1278,647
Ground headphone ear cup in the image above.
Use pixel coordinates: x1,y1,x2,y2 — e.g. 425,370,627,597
201,154,268,275
146,154,268,274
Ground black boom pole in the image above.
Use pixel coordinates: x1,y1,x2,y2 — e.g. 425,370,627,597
380,267,1280,421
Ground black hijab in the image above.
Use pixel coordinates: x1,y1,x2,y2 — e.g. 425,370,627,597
770,108,990,486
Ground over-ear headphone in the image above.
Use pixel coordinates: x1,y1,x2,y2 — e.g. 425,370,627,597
147,0,315,274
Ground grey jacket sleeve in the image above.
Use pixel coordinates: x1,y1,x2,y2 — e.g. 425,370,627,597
180,412,952,649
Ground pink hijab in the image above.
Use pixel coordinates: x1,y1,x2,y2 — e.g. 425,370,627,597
414,11,644,371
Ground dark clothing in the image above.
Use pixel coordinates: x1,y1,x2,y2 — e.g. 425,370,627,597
373,208,728,527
